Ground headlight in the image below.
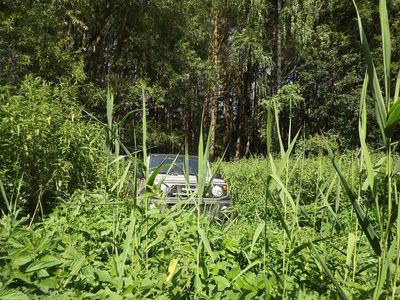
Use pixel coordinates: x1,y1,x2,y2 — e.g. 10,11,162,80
211,185,223,197
160,183,168,193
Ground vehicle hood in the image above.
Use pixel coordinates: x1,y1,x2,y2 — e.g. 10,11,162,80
153,174,226,186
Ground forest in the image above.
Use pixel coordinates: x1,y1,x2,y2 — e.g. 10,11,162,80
1,0,400,299
1,0,399,158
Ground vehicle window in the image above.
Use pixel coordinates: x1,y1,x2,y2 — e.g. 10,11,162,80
149,156,201,175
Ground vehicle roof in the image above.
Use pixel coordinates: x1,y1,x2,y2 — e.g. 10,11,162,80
148,154,199,159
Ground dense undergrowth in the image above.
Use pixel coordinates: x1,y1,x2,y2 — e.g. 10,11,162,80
0,80,394,298
0,154,387,299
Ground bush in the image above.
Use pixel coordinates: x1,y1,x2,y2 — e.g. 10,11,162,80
0,76,107,215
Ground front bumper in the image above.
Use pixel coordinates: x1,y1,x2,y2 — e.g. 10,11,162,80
149,196,232,216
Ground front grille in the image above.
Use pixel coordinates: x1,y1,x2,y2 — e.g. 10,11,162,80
167,185,197,198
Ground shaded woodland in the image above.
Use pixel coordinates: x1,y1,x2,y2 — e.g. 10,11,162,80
1,0,400,159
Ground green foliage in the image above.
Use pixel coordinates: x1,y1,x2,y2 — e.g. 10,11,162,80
220,155,353,211
296,134,340,157
0,76,107,215
0,190,373,299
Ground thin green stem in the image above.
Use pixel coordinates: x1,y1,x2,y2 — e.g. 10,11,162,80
392,184,400,299
385,142,392,243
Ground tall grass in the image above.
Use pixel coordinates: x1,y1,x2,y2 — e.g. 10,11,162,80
333,1,400,298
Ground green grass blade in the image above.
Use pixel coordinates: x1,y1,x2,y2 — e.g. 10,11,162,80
141,84,148,179
197,125,212,199
266,190,291,240
276,130,300,176
250,222,265,255
273,100,285,158
288,237,333,258
379,0,391,107
353,0,387,143
308,243,348,300
107,85,114,131
266,104,272,156
374,238,396,299
147,163,166,187
184,141,190,185
117,161,132,196
386,71,400,136
267,130,300,191
269,174,297,213
395,70,400,103
359,73,375,190
330,151,381,256
0,178,10,212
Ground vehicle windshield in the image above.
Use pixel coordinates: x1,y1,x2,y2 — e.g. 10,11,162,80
149,155,203,176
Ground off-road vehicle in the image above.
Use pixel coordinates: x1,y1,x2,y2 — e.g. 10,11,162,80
140,154,231,216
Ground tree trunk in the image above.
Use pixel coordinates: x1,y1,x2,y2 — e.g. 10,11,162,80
234,73,244,160
209,5,223,161
222,93,232,148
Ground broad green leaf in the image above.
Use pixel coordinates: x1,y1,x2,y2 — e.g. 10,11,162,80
384,100,400,137
198,228,215,262
273,100,285,158
276,130,300,179
230,260,260,284
70,254,86,276
25,255,63,273
94,268,115,284
146,163,165,187
250,222,265,256
11,255,33,267
345,233,357,268
215,276,230,291
145,235,165,252
392,160,400,177
166,258,179,283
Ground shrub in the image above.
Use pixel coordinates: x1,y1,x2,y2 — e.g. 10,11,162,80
0,76,107,215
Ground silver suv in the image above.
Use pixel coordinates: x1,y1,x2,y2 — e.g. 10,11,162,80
141,154,231,215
